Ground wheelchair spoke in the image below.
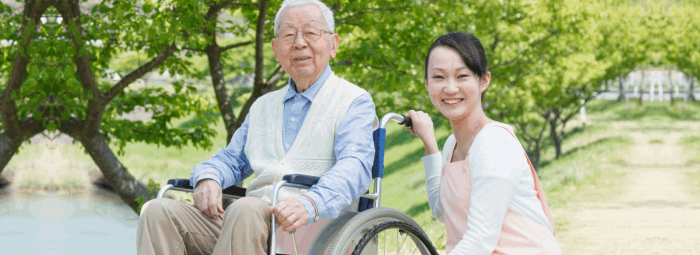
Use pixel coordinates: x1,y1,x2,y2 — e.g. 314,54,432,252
398,229,408,254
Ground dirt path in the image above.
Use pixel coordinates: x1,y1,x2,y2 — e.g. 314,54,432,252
555,123,700,254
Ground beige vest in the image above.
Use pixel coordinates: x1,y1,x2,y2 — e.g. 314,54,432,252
244,73,377,205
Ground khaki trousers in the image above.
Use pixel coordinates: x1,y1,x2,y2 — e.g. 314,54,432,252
137,197,271,255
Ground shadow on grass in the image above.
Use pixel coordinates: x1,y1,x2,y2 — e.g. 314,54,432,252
597,101,700,121
586,100,626,113
383,133,452,177
384,115,451,151
385,127,421,150
680,136,700,146
539,136,632,169
406,201,431,218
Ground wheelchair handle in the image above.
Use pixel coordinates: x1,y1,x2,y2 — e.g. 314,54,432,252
399,115,412,129
379,113,412,129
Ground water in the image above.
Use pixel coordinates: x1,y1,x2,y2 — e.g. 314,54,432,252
0,187,138,255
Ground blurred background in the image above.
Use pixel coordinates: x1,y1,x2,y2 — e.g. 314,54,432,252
0,0,699,254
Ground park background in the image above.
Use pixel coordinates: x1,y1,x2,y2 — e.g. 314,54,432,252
1,0,700,254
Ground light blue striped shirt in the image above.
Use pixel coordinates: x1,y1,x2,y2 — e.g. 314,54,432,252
191,65,376,224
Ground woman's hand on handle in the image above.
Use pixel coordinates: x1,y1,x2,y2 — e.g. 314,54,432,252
406,110,440,156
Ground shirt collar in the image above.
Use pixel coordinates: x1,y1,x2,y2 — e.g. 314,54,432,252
284,65,332,103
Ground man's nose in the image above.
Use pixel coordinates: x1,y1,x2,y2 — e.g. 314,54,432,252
293,31,308,48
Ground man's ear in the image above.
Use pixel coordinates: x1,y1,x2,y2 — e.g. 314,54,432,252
480,71,491,93
271,38,279,62
330,33,340,58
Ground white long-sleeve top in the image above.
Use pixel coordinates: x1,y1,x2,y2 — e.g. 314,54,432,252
422,122,554,255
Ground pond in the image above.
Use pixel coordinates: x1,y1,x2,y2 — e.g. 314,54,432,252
0,187,138,255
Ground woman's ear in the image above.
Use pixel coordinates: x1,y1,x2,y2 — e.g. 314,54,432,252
479,71,491,93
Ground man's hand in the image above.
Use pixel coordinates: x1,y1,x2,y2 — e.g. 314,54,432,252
193,179,225,219
268,197,309,233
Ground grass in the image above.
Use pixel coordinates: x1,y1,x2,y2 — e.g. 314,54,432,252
585,99,700,122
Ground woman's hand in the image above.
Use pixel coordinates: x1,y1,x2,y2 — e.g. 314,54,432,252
406,110,440,155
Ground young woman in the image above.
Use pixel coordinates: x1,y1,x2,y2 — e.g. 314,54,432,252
407,32,562,254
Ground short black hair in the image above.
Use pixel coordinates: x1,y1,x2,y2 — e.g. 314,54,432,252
424,32,488,80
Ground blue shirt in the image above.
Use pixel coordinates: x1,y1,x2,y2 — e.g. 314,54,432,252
191,65,376,224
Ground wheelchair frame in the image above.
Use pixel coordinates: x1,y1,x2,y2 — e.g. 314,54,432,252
156,113,436,255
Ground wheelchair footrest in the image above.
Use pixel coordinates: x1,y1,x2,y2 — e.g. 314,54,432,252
167,179,247,197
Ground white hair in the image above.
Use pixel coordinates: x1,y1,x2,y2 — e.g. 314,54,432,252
274,0,335,36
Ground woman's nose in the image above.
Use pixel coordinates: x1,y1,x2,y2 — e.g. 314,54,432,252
444,80,459,94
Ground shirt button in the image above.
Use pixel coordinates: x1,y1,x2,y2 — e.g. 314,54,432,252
352,147,356,151
285,144,290,148
297,95,302,99
291,117,296,121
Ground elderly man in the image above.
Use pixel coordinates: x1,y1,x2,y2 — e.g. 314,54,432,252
136,0,377,254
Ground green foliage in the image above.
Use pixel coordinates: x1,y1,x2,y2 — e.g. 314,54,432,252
103,83,219,156
135,178,163,214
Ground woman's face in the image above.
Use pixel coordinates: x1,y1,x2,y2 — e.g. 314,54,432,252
425,46,490,122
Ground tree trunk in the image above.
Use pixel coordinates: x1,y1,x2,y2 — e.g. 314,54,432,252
690,75,696,101
78,133,150,212
549,118,562,159
639,69,645,105
617,75,624,101
205,33,237,145
528,141,542,173
669,70,674,105
0,133,23,175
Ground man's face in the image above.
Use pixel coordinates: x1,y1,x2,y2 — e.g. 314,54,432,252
272,4,339,84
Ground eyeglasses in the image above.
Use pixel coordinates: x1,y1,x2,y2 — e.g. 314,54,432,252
277,27,333,44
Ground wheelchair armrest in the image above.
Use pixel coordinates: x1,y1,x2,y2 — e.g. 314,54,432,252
282,174,320,188
166,178,247,197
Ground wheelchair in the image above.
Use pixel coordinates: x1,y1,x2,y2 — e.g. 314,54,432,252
156,113,439,255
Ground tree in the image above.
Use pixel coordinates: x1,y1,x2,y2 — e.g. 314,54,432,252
0,0,231,213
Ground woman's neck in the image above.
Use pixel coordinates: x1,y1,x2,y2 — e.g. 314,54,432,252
449,109,492,160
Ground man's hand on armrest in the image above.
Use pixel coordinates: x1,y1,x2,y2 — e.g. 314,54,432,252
194,179,225,220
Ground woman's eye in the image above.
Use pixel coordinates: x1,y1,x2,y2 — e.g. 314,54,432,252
432,75,444,79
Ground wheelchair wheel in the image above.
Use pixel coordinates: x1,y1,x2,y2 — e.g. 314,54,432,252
352,221,438,255
326,207,437,255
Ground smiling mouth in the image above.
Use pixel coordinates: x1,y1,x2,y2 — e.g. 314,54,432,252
443,99,464,104
293,57,312,61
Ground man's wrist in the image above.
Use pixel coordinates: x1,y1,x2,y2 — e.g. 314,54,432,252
298,195,318,225
194,173,221,191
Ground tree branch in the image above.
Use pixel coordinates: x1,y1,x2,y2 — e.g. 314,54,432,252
221,40,253,52
0,0,49,139
104,43,178,101
264,65,286,93
183,47,205,52
492,29,560,70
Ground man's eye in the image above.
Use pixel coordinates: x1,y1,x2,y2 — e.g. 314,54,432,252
305,31,318,36
458,74,469,79
432,75,444,79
